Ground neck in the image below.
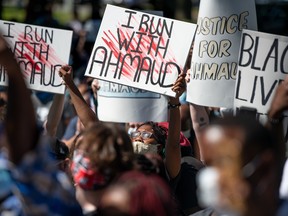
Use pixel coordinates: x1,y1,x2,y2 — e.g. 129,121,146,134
75,186,105,214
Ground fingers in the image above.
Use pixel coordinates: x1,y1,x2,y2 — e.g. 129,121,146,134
58,65,73,86
91,79,100,91
172,75,186,98
172,73,186,93
62,65,71,71
58,65,72,77
185,69,191,83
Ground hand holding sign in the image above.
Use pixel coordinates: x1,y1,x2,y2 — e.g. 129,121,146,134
171,72,186,99
85,5,197,97
0,20,73,94
91,79,100,98
58,65,73,86
268,76,288,120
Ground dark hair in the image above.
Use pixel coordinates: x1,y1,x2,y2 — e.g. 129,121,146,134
50,138,69,161
98,171,177,216
74,122,134,181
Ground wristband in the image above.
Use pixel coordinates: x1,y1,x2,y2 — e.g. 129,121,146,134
168,102,181,109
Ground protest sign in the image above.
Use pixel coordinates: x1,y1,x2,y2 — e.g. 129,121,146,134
85,4,197,97
234,29,288,119
97,80,168,122
186,0,257,107
0,20,73,94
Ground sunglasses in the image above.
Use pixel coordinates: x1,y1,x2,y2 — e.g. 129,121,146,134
130,131,153,140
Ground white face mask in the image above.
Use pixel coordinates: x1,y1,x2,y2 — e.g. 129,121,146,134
132,141,159,155
197,167,241,216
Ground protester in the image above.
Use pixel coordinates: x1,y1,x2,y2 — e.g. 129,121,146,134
130,73,202,215
0,35,83,215
58,63,202,214
192,76,288,216
69,122,135,215
98,170,177,216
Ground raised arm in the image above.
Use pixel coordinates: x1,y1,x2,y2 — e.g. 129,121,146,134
267,76,288,168
185,69,209,161
165,73,186,178
58,65,98,127
44,93,65,137
189,103,209,161
0,36,38,164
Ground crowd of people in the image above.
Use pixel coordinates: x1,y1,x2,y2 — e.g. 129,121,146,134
0,3,288,216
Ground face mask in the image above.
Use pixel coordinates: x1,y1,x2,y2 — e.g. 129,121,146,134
197,167,242,216
71,150,108,190
132,141,159,155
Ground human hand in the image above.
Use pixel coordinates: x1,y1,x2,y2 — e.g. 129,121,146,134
91,79,100,98
268,76,288,119
185,69,191,83
58,65,73,86
170,72,186,102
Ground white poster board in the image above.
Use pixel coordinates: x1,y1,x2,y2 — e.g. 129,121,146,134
97,80,168,122
187,0,257,107
0,20,73,94
234,29,288,118
85,4,197,97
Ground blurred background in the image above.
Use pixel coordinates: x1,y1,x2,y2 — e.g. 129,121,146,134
0,0,202,24
0,0,287,79
0,0,287,35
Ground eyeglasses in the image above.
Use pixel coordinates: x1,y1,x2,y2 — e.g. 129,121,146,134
130,131,153,140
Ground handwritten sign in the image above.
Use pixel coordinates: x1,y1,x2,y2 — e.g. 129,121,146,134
97,80,168,122
85,4,197,97
186,0,257,107
0,20,73,94
234,29,288,118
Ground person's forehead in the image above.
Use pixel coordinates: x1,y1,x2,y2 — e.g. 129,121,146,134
137,124,153,132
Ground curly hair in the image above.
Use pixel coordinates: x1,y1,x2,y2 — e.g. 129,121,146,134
72,122,135,183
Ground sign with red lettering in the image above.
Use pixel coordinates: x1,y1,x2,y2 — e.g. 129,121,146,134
234,29,288,118
85,4,197,97
187,0,257,107
0,20,73,94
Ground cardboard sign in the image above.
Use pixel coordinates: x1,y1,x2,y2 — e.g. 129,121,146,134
187,0,257,107
234,29,288,118
85,4,197,97
97,80,168,122
0,20,73,94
